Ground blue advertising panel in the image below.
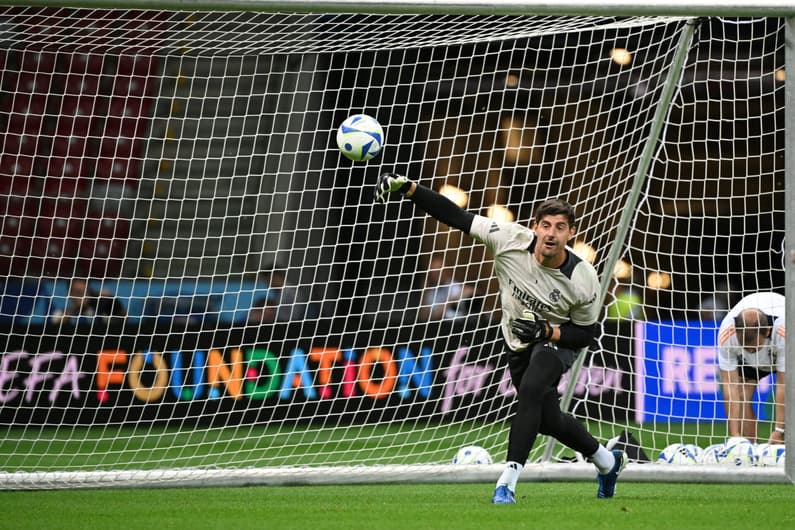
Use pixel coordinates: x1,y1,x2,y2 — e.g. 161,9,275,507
634,321,777,423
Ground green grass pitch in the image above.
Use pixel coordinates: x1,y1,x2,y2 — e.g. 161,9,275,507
1,422,792,528
2,482,794,529
0,420,739,471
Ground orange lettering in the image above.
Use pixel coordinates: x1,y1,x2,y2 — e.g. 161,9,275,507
358,348,397,399
208,348,244,399
96,350,127,390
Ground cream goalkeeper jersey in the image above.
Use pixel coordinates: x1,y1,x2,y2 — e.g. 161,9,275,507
469,215,601,352
717,292,786,372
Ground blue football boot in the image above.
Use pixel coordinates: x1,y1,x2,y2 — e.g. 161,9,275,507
597,450,627,499
491,484,516,504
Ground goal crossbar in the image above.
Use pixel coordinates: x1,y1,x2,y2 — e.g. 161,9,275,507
4,0,795,17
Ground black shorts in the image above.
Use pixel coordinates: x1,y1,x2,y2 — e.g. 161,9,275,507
505,340,580,387
737,364,774,382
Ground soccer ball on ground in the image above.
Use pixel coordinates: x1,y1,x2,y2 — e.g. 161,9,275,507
683,443,703,462
756,443,786,467
699,443,726,465
336,114,384,161
721,437,756,466
656,443,699,465
452,445,493,465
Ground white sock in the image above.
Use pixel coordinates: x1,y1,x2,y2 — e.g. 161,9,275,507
496,461,523,492
590,445,615,474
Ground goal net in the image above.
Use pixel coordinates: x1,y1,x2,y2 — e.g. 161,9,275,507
0,5,788,489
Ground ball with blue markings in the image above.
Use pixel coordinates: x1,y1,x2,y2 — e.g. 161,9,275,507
336,114,384,161
699,443,726,464
721,437,756,467
756,443,786,467
452,445,493,465
656,443,699,465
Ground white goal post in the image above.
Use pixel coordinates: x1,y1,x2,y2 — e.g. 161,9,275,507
0,1,793,489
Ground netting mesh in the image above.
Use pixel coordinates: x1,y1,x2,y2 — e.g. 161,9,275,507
0,8,786,488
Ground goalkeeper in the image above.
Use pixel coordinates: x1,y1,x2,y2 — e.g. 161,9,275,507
375,173,626,505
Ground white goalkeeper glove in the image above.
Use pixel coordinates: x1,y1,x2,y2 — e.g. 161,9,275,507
374,172,412,204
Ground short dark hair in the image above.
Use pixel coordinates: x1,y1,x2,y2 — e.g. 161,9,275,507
534,198,576,227
734,308,773,346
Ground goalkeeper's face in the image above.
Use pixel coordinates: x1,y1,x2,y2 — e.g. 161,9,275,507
532,214,576,265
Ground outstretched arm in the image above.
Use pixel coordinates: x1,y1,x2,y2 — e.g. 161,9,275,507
374,173,475,233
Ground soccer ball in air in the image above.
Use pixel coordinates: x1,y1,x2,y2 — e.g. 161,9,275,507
336,114,384,161
452,445,493,465
656,443,699,465
721,437,757,467
756,443,786,467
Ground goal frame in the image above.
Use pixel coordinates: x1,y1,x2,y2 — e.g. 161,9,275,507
4,0,795,17
0,0,793,488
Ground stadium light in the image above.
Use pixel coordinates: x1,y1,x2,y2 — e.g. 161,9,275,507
439,184,468,208
501,115,535,164
486,204,515,222
572,240,596,263
646,271,672,290
613,259,632,279
610,47,632,66
505,72,520,88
